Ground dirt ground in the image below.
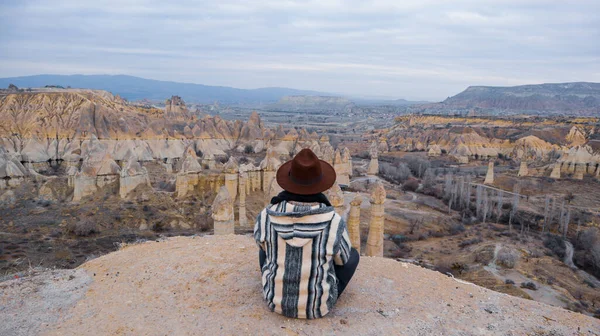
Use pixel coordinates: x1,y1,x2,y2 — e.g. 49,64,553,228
1,235,598,336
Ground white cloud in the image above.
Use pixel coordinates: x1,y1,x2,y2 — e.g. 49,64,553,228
0,0,598,100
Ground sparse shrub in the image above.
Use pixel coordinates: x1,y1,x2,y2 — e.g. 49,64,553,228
403,178,420,192
244,144,254,154
584,279,597,289
497,248,519,268
239,156,249,165
543,234,566,259
66,220,98,237
520,282,537,290
458,238,482,248
448,223,466,235
451,262,468,275
505,279,515,285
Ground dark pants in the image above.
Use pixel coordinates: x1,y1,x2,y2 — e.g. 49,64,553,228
259,248,360,297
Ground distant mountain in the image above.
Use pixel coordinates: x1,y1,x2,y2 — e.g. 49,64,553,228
0,74,327,104
416,82,600,116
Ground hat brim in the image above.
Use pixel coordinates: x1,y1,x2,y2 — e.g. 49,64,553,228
276,159,336,195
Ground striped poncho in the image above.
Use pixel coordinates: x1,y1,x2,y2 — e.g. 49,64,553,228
254,200,352,319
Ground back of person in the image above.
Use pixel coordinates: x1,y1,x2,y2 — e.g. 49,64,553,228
254,199,351,319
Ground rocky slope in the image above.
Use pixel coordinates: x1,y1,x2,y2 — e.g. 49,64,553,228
417,82,600,115
1,235,597,336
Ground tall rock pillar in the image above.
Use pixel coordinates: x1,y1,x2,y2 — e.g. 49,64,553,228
325,183,345,216
212,186,234,235
574,163,585,180
518,161,528,177
550,163,561,179
223,157,239,201
238,171,248,227
366,181,386,257
348,195,363,252
367,141,379,176
484,160,494,185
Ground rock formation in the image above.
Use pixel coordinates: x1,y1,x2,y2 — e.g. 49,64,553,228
366,181,386,257
119,153,150,198
574,163,585,180
266,177,283,206
223,157,239,201
333,149,350,185
550,163,561,179
518,161,528,177
341,147,352,177
427,144,442,157
212,186,234,235
176,147,202,198
348,195,363,251
367,141,379,176
484,161,494,185
238,171,248,227
0,149,28,189
165,96,189,119
260,148,281,192
325,183,345,216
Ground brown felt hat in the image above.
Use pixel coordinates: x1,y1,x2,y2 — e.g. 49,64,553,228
276,148,336,195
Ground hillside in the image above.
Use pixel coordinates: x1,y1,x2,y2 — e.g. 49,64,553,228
1,235,597,336
417,82,600,116
0,75,326,104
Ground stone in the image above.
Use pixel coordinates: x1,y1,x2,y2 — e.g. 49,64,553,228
266,178,283,206
223,157,239,201
366,181,386,257
484,161,494,185
238,171,248,227
574,163,585,180
517,161,528,177
428,144,442,157
348,195,363,251
550,163,561,179
119,155,150,198
212,186,234,235
325,183,345,216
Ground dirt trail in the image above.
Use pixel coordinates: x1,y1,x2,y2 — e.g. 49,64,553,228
1,235,597,335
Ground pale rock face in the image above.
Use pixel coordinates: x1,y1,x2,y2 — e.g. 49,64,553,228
266,178,283,206
566,126,587,146
378,139,389,153
333,149,350,185
484,161,495,185
511,136,556,161
341,147,353,177
550,163,562,179
325,183,345,215
119,156,150,198
238,171,248,227
348,195,363,251
165,96,189,119
223,157,239,201
518,161,528,177
212,186,234,235
574,163,585,180
366,181,386,257
0,190,16,205
427,144,442,157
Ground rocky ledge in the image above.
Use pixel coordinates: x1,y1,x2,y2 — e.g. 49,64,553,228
1,235,598,336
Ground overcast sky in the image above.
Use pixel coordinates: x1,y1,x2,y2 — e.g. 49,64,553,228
0,0,598,101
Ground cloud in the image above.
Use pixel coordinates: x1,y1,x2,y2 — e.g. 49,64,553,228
0,0,598,100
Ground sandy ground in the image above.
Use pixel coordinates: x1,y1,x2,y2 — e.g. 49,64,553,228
1,235,599,336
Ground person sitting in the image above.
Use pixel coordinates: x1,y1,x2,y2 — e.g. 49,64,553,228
254,148,360,319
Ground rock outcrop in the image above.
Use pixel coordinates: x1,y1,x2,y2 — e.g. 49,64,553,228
3,235,597,336
119,153,150,198
366,181,386,257
212,186,234,235
348,195,363,251
484,161,495,185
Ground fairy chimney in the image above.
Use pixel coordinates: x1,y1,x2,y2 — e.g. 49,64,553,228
348,195,363,251
366,181,386,257
518,161,528,177
550,162,561,179
484,160,494,185
212,186,234,235
238,171,248,227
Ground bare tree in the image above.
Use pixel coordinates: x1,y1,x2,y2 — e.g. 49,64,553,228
542,195,551,233
482,189,489,223
509,183,521,232
475,184,483,220
563,207,571,238
496,189,503,223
